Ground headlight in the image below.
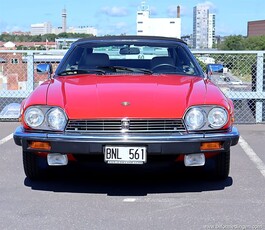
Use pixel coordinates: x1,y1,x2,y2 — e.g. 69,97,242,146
47,108,67,131
24,107,45,128
23,106,67,131
208,107,228,128
184,108,206,130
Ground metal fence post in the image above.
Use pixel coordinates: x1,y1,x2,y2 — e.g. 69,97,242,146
26,52,34,94
256,52,263,123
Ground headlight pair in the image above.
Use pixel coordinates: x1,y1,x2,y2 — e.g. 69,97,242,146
184,106,228,131
24,106,67,131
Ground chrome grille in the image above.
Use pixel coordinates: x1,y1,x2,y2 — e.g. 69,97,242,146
65,119,186,133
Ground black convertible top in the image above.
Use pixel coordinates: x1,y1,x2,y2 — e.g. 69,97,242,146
73,35,187,46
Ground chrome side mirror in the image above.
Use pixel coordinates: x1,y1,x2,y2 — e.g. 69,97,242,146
36,63,53,79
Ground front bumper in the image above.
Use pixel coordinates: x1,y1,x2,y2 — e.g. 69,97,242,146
13,126,239,155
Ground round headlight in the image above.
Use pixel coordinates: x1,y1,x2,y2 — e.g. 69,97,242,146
185,108,206,130
208,107,228,128
47,108,67,131
24,107,44,128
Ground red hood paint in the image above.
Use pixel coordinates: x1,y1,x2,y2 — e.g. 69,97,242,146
27,74,230,119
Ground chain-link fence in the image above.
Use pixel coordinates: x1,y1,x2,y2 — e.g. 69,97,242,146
0,50,66,120
0,50,264,123
193,51,265,123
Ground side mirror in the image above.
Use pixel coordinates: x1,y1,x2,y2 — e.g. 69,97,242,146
36,63,53,79
206,65,212,79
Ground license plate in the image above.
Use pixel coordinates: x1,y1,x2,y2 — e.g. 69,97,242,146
104,146,147,164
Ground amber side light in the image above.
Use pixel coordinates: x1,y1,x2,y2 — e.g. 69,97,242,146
29,141,51,151
200,142,222,151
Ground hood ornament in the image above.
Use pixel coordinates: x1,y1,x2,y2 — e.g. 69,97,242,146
121,101,130,106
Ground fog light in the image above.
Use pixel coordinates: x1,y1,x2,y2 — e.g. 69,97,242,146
47,153,68,166
184,153,205,167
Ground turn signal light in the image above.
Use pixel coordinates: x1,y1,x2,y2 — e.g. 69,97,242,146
29,141,51,151
200,142,222,151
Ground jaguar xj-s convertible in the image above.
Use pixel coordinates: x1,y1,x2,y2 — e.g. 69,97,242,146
13,36,239,180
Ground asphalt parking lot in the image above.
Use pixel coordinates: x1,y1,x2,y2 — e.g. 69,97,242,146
0,122,264,230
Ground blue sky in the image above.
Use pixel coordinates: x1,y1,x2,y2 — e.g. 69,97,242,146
1,0,265,36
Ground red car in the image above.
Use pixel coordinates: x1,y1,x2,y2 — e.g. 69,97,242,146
13,36,239,180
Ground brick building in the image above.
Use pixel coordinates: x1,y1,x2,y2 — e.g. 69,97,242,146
247,20,265,37
0,53,60,90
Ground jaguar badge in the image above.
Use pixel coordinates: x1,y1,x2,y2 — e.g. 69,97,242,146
121,118,130,131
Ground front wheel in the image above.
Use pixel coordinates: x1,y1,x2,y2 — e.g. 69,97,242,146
214,150,230,180
23,151,50,180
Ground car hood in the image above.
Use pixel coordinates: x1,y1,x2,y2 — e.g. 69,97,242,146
43,74,227,119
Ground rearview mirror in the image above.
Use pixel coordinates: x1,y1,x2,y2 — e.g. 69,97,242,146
119,47,140,55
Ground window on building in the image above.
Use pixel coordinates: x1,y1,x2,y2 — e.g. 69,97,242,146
11,59,19,64
138,13,143,15
138,30,143,33
138,21,143,24
170,21,175,24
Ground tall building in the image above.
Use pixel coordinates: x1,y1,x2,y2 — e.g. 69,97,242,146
30,22,52,35
193,5,215,49
136,1,181,39
208,13,215,48
62,8,67,33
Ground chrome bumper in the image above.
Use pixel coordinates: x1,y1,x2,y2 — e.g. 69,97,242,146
13,126,239,155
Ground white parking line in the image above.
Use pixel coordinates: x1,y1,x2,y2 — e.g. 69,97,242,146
239,136,265,178
0,134,13,146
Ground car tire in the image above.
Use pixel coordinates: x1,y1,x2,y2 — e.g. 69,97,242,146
215,150,230,180
23,151,49,180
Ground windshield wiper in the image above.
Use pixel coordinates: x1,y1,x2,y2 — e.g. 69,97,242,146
57,69,106,76
99,66,153,75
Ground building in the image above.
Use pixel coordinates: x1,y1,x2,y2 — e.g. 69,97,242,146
248,20,265,37
62,8,67,33
30,22,52,36
136,1,181,39
67,26,97,35
193,5,215,49
181,34,193,48
55,38,78,49
208,13,216,48
31,9,97,36
193,5,209,49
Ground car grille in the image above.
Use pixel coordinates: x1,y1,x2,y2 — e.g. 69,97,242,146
65,119,186,133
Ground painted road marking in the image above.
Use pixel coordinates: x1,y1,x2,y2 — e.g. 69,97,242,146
239,136,265,178
123,198,137,202
0,134,13,146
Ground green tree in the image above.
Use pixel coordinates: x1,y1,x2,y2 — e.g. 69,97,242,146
219,35,246,50
244,36,265,50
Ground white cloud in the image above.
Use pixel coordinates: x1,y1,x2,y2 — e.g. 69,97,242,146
167,5,180,18
113,22,128,30
101,6,129,17
197,1,217,11
149,6,158,16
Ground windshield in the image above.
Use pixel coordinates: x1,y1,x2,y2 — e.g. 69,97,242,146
56,43,201,76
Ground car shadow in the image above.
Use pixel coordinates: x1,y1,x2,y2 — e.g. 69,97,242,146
24,163,233,196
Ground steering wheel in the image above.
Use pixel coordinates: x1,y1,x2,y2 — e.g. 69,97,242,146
151,63,178,72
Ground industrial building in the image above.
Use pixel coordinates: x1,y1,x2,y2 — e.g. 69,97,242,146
136,1,181,39
247,20,265,37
